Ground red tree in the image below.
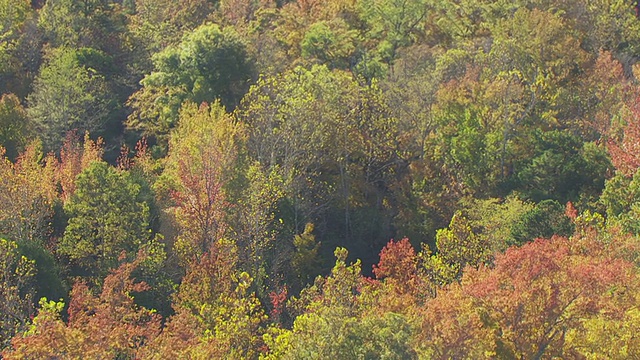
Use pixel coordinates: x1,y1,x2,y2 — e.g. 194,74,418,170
4,252,161,359
419,235,636,358
608,94,640,176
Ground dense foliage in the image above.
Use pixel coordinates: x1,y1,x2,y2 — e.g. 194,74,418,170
2,0,640,358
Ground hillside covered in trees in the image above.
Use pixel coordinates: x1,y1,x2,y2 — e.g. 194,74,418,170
3,0,640,358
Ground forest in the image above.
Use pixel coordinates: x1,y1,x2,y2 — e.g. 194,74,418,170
2,0,640,358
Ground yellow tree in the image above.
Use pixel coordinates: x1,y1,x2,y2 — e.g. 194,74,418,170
263,247,417,359
0,142,57,244
142,240,267,359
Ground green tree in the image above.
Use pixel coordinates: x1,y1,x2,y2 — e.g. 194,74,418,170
231,163,288,299
0,238,35,350
459,195,534,253
569,291,640,359
127,24,254,142
27,47,118,151
264,311,416,360
572,0,640,54
0,0,31,65
239,65,401,258
127,0,215,52
301,19,359,69
509,199,574,245
264,247,417,359
0,93,32,159
422,212,493,285
357,0,431,65
0,0,37,94
58,161,155,279
0,142,66,307
601,169,640,235
426,7,593,199
289,223,322,291
38,0,127,52
514,130,610,203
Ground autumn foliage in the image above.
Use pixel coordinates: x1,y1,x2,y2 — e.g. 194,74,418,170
3,253,161,359
5,0,640,357
608,95,640,177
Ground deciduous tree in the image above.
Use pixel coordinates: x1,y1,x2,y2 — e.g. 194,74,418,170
420,235,636,358
3,253,162,358
127,24,254,142
58,161,156,279
264,247,415,359
0,93,32,159
159,101,242,263
0,238,35,350
27,47,118,151
143,239,266,359
0,141,57,244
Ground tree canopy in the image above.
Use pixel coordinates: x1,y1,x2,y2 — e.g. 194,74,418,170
4,0,640,357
